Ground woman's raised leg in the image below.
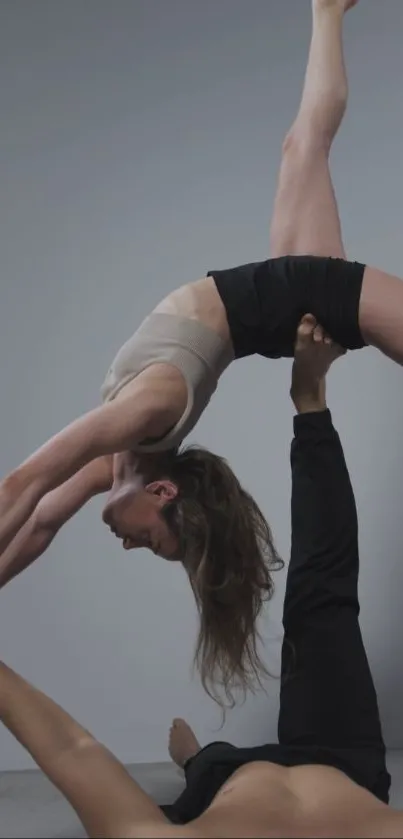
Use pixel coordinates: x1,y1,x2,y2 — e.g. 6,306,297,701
359,266,403,364
269,0,356,259
269,0,403,366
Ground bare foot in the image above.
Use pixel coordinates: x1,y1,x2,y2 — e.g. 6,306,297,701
291,314,345,411
168,718,201,768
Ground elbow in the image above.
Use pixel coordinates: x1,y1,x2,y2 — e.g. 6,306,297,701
33,497,66,537
57,734,99,763
31,509,58,545
46,735,102,794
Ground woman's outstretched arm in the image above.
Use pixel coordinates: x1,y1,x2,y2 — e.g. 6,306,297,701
0,365,187,558
0,456,112,589
0,661,176,838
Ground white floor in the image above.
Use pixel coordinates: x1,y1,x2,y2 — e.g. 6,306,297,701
1,753,403,838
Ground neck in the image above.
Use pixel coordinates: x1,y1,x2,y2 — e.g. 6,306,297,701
132,451,167,480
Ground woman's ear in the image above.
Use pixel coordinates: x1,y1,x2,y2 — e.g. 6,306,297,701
145,480,178,503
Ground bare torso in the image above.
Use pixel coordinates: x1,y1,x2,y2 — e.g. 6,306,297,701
197,760,401,839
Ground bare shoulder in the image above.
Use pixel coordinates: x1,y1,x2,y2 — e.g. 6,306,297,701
114,363,188,439
116,362,187,406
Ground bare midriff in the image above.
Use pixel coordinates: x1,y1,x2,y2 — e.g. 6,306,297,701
197,760,401,839
153,277,233,347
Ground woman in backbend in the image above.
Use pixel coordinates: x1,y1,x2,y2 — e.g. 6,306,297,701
0,0,393,695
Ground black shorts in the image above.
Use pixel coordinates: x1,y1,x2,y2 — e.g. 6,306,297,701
162,412,390,825
208,255,366,358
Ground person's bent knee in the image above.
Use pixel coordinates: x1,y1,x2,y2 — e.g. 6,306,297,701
281,126,331,160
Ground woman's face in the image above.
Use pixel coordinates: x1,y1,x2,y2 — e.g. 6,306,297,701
102,454,179,559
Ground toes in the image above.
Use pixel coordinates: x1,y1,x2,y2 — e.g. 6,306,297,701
314,326,336,346
299,313,317,334
170,719,181,737
296,316,338,351
313,324,325,343
296,314,317,346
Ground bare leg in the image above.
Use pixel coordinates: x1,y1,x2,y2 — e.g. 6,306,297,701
359,266,403,364
268,0,403,366
269,0,357,259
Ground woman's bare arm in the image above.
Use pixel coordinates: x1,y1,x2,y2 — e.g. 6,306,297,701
0,661,174,838
0,364,187,557
0,456,112,589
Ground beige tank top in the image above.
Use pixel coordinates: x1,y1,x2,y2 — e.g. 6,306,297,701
101,312,234,452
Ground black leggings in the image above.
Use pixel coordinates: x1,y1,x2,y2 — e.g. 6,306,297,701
162,411,390,824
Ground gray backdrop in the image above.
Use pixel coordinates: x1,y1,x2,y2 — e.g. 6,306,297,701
1,0,403,771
